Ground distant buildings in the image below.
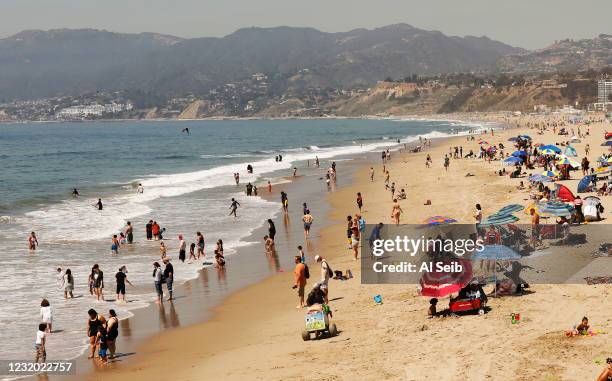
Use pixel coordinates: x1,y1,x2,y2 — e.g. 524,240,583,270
592,80,612,111
56,102,133,119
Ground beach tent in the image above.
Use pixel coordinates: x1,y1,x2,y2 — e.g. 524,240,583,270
583,197,601,222
554,184,575,202
577,175,593,193
564,145,577,157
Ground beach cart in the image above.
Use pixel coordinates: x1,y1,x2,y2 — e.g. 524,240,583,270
449,297,484,315
301,306,337,341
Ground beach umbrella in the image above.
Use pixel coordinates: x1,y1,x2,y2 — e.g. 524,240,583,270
577,175,593,193
504,157,523,165
512,150,528,157
556,157,579,168
419,258,472,297
564,145,578,157
497,204,525,215
519,135,532,140
607,157,612,164
540,145,562,154
472,245,521,261
480,213,520,226
423,216,457,225
508,137,519,142
529,174,552,183
601,141,612,146
542,170,560,177
534,143,544,147
569,136,581,143
539,148,558,155
537,201,575,217
595,166,611,174
478,140,489,145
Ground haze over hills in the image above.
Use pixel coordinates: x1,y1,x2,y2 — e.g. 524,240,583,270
0,24,523,101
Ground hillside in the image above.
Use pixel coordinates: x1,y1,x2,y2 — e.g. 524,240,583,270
0,24,521,101
497,34,612,73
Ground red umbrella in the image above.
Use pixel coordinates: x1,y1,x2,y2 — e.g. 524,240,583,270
419,258,472,297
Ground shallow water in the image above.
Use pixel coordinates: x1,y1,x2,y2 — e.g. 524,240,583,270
0,118,491,365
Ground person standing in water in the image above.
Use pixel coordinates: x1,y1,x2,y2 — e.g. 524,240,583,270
196,232,205,259
72,188,79,196
315,156,320,168
145,220,153,241
63,269,74,299
92,264,104,301
267,180,272,193
281,192,289,212
111,235,120,254
28,231,39,250
137,183,144,194
229,198,240,218
302,210,314,238
106,310,119,359
267,219,276,241
125,222,133,244
115,266,132,302
163,258,174,301
178,235,186,262
95,198,103,210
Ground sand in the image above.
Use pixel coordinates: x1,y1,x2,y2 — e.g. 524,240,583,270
85,112,611,381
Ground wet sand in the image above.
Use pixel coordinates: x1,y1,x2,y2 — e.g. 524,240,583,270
63,113,611,381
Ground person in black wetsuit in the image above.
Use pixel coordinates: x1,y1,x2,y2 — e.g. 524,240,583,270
267,219,276,241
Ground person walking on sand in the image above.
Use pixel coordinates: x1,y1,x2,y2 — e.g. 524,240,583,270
106,309,119,359
28,231,39,250
153,262,163,303
163,257,174,301
369,167,374,181
229,198,240,218
315,255,330,303
115,266,132,303
444,155,450,172
350,217,360,260
196,232,205,259
63,269,74,299
302,210,314,238
356,192,363,212
40,299,53,333
391,199,403,226
292,256,307,308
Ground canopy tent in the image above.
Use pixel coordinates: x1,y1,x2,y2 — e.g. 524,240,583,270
577,175,594,193
554,183,576,202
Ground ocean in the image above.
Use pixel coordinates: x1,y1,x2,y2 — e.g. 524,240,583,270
0,118,491,365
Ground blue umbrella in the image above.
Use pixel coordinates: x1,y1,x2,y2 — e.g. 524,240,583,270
508,137,519,142
497,204,525,215
473,245,521,261
529,174,552,183
602,141,612,146
511,150,528,157
480,213,519,226
519,135,532,140
504,157,523,165
537,201,575,217
577,175,593,193
539,145,562,154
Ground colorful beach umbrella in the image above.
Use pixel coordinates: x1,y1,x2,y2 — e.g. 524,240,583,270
497,204,525,215
479,213,519,226
539,145,562,154
419,259,472,297
539,148,558,155
595,167,611,174
423,216,457,225
556,157,579,168
537,201,575,217
504,157,523,165
472,245,521,261
529,174,552,183
542,170,560,177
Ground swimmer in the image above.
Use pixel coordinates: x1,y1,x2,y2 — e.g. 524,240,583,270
28,231,39,250
229,198,240,218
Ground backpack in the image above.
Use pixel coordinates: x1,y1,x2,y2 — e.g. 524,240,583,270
304,264,310,279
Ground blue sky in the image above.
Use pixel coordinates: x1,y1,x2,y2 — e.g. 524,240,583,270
1,0,610,49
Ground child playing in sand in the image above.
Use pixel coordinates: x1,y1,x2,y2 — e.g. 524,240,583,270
428,298,438,318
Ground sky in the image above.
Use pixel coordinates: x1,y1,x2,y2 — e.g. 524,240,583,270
1,0,611,49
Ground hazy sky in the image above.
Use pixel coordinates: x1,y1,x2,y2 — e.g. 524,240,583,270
1,0,610,49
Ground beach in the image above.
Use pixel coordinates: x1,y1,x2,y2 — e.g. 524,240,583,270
73,113,612,381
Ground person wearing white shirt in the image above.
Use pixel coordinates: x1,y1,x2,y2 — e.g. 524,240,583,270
315,255,330,303
40,299,53,333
